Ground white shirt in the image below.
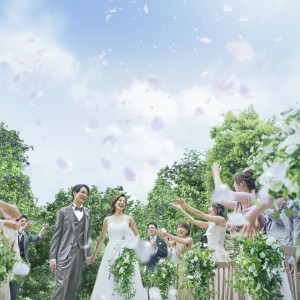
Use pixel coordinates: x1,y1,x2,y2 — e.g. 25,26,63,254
72,203,84,221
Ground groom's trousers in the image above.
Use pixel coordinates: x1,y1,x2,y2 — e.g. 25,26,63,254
53,245,84,300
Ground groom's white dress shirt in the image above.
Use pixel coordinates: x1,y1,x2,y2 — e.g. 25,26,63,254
72,204,84,221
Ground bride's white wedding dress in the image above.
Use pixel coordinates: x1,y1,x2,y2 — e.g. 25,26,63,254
90,216,147,300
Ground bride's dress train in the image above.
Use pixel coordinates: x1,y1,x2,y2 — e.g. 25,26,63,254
90,216,147,300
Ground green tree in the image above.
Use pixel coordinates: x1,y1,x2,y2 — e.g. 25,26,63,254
0,122,37,215
144,150,207,243
205,106,277,196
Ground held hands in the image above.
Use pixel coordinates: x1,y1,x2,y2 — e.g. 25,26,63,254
86,255,95,265
49,261,56,274
158,229,167,236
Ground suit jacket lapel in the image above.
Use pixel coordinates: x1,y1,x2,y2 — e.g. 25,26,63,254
68,205,76,232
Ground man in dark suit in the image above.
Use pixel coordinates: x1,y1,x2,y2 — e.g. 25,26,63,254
49,184,91,300
145,222,168,271
9,215,48,300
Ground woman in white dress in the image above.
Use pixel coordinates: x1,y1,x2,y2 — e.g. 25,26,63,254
87,194,147,300
0,219,20,300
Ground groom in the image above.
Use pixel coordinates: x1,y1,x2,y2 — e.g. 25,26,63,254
49,184,91,300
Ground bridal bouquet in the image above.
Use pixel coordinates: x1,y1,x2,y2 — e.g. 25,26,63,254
0,236,18,282
151,259,179,300
230,231,284,299
182,245,216,300
109,247,137,300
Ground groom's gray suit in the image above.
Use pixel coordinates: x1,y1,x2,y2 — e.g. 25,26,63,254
50,204,91,300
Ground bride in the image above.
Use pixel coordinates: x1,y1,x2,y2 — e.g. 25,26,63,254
87,194,147,299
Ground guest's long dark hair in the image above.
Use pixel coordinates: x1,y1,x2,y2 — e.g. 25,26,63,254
210,203,227,219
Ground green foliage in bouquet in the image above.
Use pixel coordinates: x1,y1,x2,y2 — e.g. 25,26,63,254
182,244,216,300
148,259,179,300
248,108,300,209
0,236,18,283
109,247,137,300
230,231,284,299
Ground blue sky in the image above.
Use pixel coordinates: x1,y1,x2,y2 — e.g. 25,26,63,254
0,0,299,206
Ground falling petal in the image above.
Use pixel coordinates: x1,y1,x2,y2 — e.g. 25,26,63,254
101,135,116,146
135,240,155,263
106,15,112,23
27,36,35,43
124,167,136,181
125,235,139,249
147,75,163,87
151,116,164,131
35,118,42,126
213,74,234,91
211,184,234,203
144,4,149,14
226,42,253,61
274,37,282,42
239,85,251,97
238,17,249,22
201,71,210,79
56,157,72,170
31,88,44,98
224,5,232,12
101,157,111,170
13,263,30,275
258,186,270,204
148,158,159,165
200,37,212,43
149,286,162,300
227,213,249,225
86,119,99,132
195,107,204,115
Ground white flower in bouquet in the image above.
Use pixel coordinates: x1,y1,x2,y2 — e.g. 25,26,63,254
266,236,276,246
259,252,266,259
119,267,124,274
194,256,198,261
186,275,194,279
13,263,30,276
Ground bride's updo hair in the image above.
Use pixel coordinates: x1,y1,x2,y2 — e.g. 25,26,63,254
110,194,127,214
210,203,226,219
177,221,191,236
233,170,257,193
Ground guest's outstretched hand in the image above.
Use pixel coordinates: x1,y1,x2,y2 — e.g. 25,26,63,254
3,220,22,230
0,201,21,219
173,198,186,206
211,162,222,175
0,208,12,220
170,203,182,211
158,229,167,236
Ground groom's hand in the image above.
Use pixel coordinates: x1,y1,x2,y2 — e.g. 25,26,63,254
49,261,56,273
